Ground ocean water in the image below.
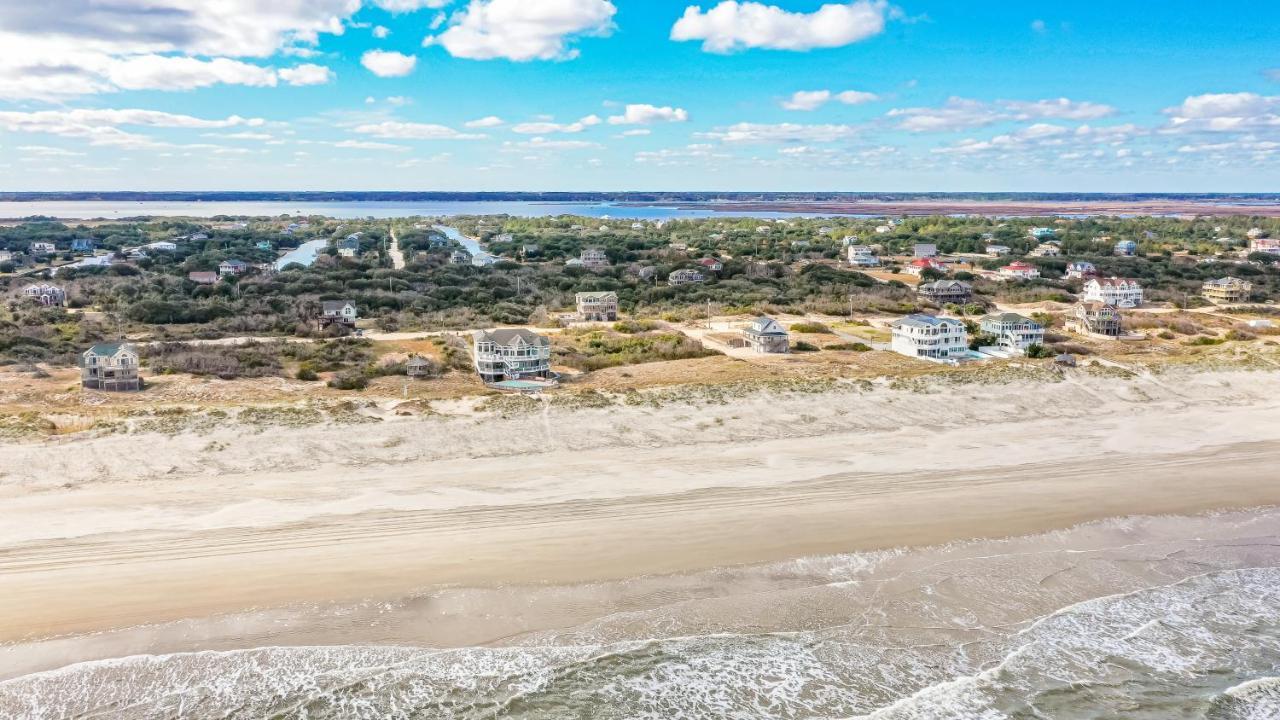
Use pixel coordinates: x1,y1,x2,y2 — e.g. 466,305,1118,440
4,510,1280,719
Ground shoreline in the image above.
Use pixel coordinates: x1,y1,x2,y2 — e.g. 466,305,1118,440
3,368,1280,655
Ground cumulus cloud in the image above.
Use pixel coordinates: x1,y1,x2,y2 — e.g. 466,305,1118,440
373,0,451,12
781,89,879,110
0,1,353,99
670,0,887,53
1164,92,1280,132
465,115,505,128
0,108,264,150
607,104,690,125
331,139,410,151
427,0,617,61
504,136,602,150
697,122,860,143
372,26,391,38
1003,98,1114,121
511,115,602,134
635,143,730,166
354,121,486,140
361,50,418,76
889,97,1116,132
278,63,335,86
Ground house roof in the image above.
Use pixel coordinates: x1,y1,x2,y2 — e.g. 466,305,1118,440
188,271,218,282
475,328,550,347
921,280,967,292
85,342,133,357
745,316,787,336
982,312,1039,326
576,291,617,300
321,300,355,313
1090,277,1141,287
892,314,963,329
1003,261,1036,270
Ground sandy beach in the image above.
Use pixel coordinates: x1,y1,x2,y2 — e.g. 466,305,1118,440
2,367,1280,677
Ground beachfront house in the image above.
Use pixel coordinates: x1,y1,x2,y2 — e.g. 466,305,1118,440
450,250,471,265
406,356,435,379
71,238,96,252
218,259,248,278
669,268,705,286
846,245,880,267
913,243,939,259
472,329,553,384
1202,277,1253,304
29,242,57,256
580,247,610,269
1068,302,1124,337
917,279,972,305
81,342,141,392
1065,261,1098,279
890,315,969,362
1030,243,1061,257
1082,277,1144,308
318,300,358,330
742,316,790,354
980,313,1045,354
22,283,66,306
576,291,619,322
999,261,1041,280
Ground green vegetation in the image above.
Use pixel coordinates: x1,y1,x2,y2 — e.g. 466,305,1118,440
555,327,720,371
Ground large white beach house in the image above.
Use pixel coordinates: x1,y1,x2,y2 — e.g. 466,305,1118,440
472,329,553,384
890,315,968,362
1082,277,1144,308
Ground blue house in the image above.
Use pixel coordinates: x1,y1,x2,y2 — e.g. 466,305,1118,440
1114,240,1138,256
256,240,273,251
71,238,96,252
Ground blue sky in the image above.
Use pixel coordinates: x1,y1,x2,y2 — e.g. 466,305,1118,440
0,0,1277,191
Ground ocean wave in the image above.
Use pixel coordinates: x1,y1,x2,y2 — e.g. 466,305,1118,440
6,567,1280,719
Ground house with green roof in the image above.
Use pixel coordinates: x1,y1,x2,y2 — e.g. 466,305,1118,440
82,343,141,392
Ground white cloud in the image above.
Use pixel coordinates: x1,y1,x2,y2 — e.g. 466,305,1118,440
505,136,602,150
697,122,860,143
617,128,651,137
670,0,887,53
635,143,730,165
889,97,1116,132
278,63,335,86
372,26,391,38
426,0,617,61
361,50,418,77
512,115,602,134
103,56,277,91
465,115,505,128
331,139,410,151
354,121,486,140
1030,19,1046,34
1164,92,1280,132
17,145,84,157
1004,98,1114,121
0,0,352,99
888,98,1003,132
781,89,879,110
0,108,264,150
373,0,451,11
606,104,689,125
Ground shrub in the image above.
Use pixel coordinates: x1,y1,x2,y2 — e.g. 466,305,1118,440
613,319,661,334
1025,343,1052,359
328,371,369,390
296,363,319,381
793,341,820,352
826,342,871,352
790,322,830,334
